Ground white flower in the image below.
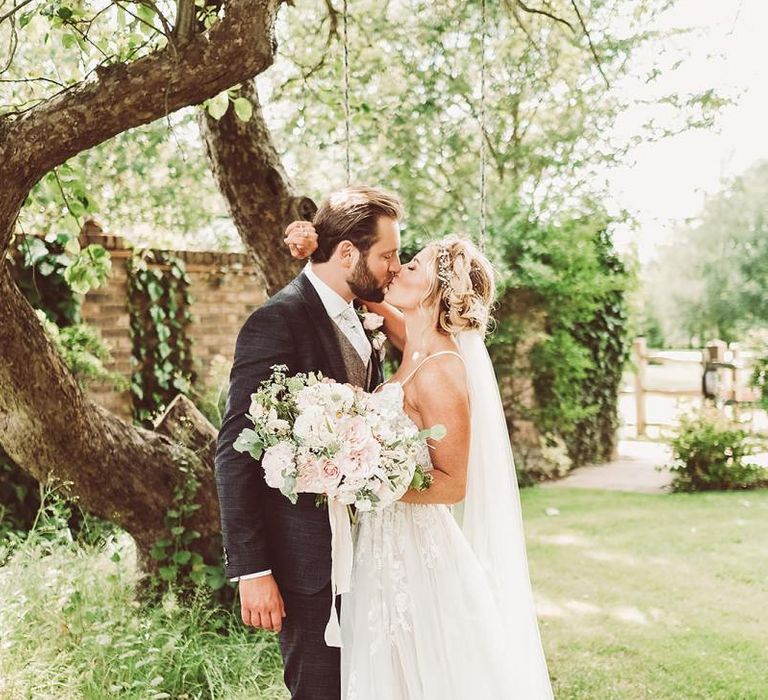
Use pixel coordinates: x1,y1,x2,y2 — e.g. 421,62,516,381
296,381,355,414
371,332,387,351
262,442,296,489
249,395,266,418
266,408,290,434
293,404,336,450
362,312,385,331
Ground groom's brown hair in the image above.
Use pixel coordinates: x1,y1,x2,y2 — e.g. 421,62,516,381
311,186,404,264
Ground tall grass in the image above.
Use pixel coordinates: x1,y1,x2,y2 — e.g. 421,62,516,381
0,494,286,700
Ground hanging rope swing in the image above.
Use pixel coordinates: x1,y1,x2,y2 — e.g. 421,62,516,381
479,0,488,252
342,0,351,185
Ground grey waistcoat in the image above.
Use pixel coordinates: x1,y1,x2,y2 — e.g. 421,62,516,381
331,321,373,390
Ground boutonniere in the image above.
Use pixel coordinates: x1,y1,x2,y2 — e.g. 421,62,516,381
356,306,387,357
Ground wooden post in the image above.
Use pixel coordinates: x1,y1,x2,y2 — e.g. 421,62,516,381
731,343,741,419
634,337,647,438
706,339,727,363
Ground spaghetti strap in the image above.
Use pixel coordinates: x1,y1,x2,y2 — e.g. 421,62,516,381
400,351,465,388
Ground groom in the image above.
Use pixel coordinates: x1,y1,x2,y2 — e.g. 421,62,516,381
214,186,403,699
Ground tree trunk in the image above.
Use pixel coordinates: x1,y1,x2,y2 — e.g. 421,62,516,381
154,394,218,470
0,269,221,569
200,80,317,295
0,0,287,571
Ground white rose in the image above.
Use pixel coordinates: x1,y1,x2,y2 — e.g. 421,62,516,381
362,312,385,331
294,405,336,450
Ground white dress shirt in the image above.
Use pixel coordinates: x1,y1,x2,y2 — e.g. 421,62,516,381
231,264,372,583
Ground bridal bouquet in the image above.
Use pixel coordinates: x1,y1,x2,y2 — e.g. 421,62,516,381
233,365,439,511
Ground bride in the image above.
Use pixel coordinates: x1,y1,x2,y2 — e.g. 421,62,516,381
286,229,553,699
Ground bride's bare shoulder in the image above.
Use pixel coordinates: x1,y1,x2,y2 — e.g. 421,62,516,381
410,352,468,406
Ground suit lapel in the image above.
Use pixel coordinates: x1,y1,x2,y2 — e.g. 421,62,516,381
292,272,350,384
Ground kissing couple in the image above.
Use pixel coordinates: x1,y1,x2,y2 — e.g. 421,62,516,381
214,186,553,699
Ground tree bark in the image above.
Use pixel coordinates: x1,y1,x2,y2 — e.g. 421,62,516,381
154,394,218,470
0,269,221,568
200,80,317,295
0,0,287,571
0,0,284,262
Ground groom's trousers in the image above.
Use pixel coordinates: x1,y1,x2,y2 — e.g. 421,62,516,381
278,582,340,699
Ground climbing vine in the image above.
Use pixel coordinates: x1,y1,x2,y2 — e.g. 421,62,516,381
127,250,196,427
146,456,226,596
485,204,633,473
11,230,112,314
564,230,632,465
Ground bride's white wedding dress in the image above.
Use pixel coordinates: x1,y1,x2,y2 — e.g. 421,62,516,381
341,334,554,699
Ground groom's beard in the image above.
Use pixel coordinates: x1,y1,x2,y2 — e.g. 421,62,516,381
348,257,389,303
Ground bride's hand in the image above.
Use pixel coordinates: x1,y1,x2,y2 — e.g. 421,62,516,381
284,221,318,260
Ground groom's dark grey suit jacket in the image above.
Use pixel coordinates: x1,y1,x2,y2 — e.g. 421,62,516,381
214,271,384,594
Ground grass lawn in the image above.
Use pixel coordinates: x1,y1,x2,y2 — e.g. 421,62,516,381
523,488,768,700
1,487,765,698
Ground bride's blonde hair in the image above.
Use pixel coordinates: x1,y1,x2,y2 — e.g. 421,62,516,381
420,235,495,336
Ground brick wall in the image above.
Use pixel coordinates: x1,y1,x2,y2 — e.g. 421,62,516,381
14,228,268,421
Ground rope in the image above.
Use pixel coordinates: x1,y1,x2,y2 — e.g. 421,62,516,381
343,0,351,185
479,0,487,251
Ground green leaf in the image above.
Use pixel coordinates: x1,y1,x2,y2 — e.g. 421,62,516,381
206,92,229,120
137,5,156,25
64,237,81,256
172,550,192,565
233,97,253,123
158,566,178,581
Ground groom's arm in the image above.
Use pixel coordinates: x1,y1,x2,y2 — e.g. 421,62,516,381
214,303,295,579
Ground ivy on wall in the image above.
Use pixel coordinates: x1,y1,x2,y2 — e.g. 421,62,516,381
127,250,196,427
486,205,633,474
568,231,632,465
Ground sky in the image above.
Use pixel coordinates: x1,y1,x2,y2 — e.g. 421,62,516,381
606,0,768,263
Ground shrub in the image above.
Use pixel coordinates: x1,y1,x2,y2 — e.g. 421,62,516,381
666,409,768,492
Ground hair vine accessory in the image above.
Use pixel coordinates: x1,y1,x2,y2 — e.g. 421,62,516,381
436,245,452,289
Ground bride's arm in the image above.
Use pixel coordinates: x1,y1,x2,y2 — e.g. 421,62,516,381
399,359,470,505
360,301,406,352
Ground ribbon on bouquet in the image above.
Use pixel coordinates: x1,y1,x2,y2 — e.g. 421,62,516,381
324,498,354,647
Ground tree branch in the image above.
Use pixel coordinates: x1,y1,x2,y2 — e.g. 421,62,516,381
173,0,196,43
515,0,574,32
0,0,34,26
570,0,610,88
199,79,313,295
0,0,284,257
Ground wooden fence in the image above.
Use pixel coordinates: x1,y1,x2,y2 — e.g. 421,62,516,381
625,337,761,437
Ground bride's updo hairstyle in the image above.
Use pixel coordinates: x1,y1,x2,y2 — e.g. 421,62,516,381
421,235,495,336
